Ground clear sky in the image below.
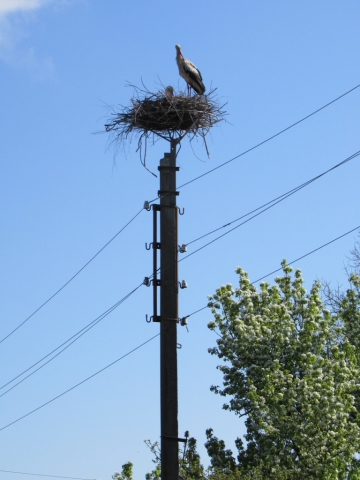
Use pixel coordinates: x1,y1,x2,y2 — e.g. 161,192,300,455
1,1,360,479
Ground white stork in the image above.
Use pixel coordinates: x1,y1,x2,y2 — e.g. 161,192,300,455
175,44,205,96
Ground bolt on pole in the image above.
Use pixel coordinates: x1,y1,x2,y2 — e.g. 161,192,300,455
159,139,179,479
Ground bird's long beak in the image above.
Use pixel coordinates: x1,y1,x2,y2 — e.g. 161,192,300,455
176,45,184,58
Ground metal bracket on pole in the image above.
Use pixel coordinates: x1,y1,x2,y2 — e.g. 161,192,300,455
144,203,163,324
152,204,160,324
151,317,179,323
158,190,179,197
161,435,187,443
158,166,180,172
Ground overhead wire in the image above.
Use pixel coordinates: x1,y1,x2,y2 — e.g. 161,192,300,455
0,334,159,432
181,223,360,322
2,220,359,430
179,150,360,262
2,224,357,430
184,149,359,246
144,149,360,296
1,83,359,428
0,208,144,346
0,283,143,398
251,224,360,284
3,82,359,345
143,150,359,323
148,81,360,204
0,469,96,480
145,149,360,289
5,146,355,381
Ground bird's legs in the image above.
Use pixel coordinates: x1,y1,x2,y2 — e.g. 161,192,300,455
187,83,191,96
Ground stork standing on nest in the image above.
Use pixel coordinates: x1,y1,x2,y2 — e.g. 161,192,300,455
175,44,205,96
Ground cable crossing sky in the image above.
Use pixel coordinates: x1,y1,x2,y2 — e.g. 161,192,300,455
2,81,359,347
182,223,360,322
0,208,144,346
1,222,359,432
0,468,96,480
0,334,160,433
180,150,360,263
149,81,360,204
0,283,143,398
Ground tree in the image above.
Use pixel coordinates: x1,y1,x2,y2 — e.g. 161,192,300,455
207,261,360,479
322,231,360,313
112,462,133,480
348,233,360,275
144,437,205,480
113,251,360,478
142,424,300,479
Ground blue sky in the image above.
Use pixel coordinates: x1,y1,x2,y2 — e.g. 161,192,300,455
1,1,360,479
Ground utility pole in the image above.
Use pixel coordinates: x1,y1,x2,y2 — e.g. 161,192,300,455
107,78,224,480
145,140,186,477
159,139,179,479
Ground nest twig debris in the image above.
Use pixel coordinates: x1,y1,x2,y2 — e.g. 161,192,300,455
104,84,227,160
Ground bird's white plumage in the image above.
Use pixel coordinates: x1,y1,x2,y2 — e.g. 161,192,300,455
175,44,205,95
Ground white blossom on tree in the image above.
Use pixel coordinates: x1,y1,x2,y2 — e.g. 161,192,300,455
207,261,360,479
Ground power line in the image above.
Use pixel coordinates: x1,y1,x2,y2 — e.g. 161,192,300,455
0,283,143,398
146,150,359,323
147,82,360,205
146,149,359,288
185,185,305,247
251,224,360,284
180,150,360,262
0,468,96,480
4,82,359,345
176,82,360,191
185,164,341,247
2,83,358,425
0,334,159,432
2,227,359,431
183,223,360,322
0,208,144,346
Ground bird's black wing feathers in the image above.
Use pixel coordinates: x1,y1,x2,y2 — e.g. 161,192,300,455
183,64,205,93
183,63,203,82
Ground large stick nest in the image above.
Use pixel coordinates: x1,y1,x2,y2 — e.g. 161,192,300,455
105,84,227,149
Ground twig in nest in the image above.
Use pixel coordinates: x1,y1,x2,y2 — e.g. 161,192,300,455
104,83,227,168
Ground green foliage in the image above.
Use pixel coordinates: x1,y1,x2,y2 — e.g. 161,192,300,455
142,434,293,479
144,437,205,480
144,440,161,480
204,428,237,472
112,462,133,480
207,261,360,478
113,259,360,479
181,437,205,479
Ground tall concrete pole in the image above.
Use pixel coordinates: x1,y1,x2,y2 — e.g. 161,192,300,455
159,139,179,479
